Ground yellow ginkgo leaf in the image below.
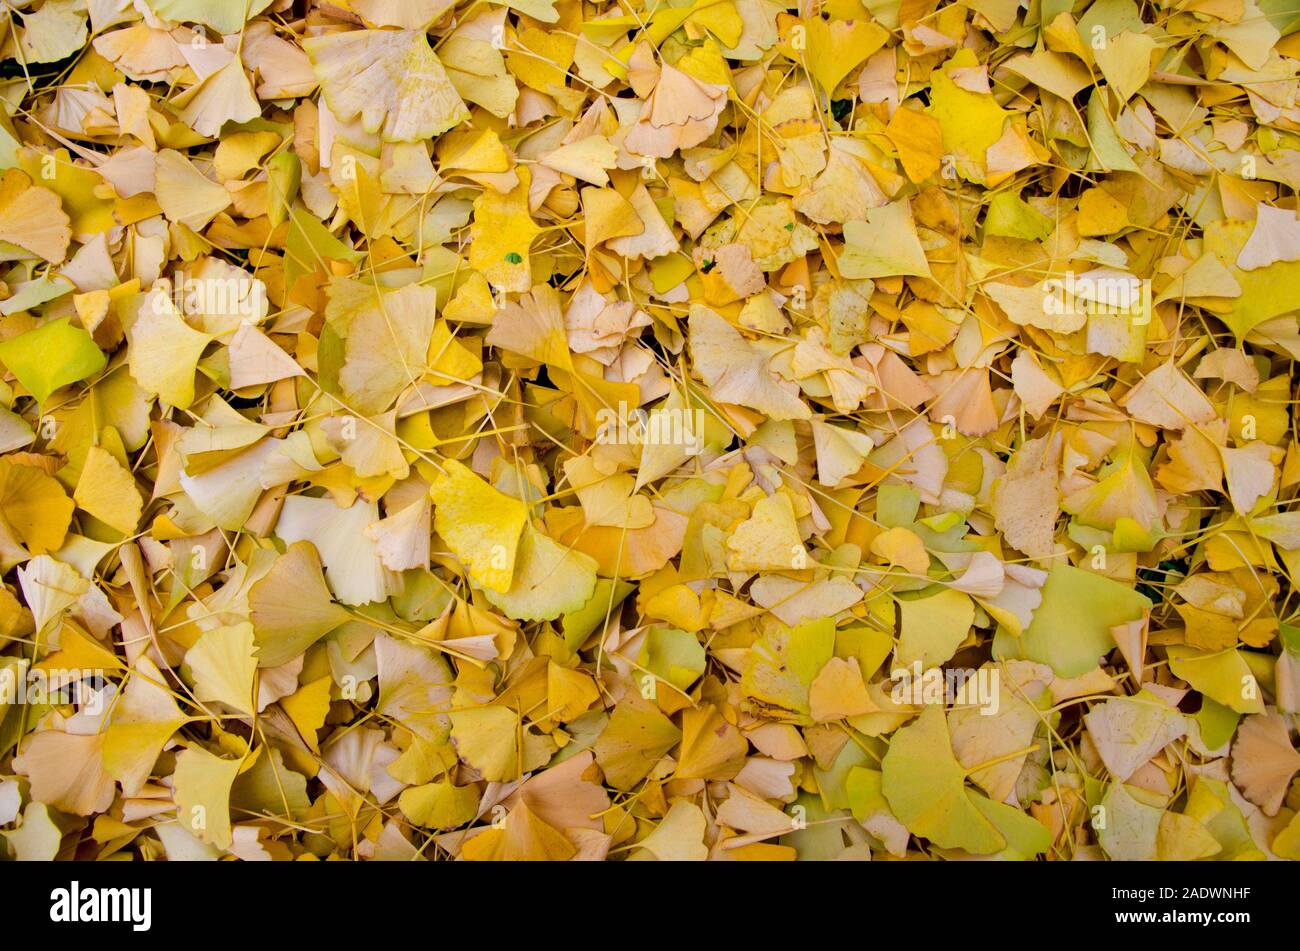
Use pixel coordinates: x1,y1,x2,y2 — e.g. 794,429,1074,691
12,730,114,817
249,541,351,667
0,169,71,263
546,661,599,723
103,657,188,796
593,693,681,790
127,291,213,410
468,167,540,292
279,675,333,754
927,50,1010,180
808,656,873,722
689,305,811,421
885,106,945,183
870,526,931,576
154,150,232,231
18,0,87,64
448,705,519,782
305,29,468,142
430,459,528,595
896,588,975,670
0,317,105,405
185,622,257,714
172,57,260,138
461,801,576,860
726,491,807,572
483,523,598,622
803,18,889,94
17,556,89,634
74,446,143,535
485,283,573,370
144,0,274,34
1084,693,1188,782
634,800,708,861
172,746,244,850
880,705,1006,855
839,200,932,280
399,778,481,830
563,455,655,529
0,460,74,555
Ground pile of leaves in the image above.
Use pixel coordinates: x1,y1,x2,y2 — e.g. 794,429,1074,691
0,0,1298,862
